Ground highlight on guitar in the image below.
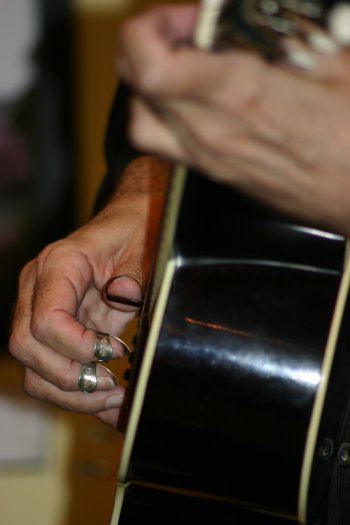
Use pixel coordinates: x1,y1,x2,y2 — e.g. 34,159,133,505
111,1,350,524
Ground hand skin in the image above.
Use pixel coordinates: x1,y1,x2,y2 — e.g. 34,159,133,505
118,4,350,237
9,155,170,427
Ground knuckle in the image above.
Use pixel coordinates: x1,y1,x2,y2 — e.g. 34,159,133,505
136,67,166,96
126,61,165,97
8,329,29,365
23,370,43,400
18,259,34,282
30,313,50,343
56,371,73,392
128,114,149,151
8,332,21,360
56,360,79,392
120,37,168,95
36,240,60,260
188,125,230,159
35,239,68,273
23,381,37,398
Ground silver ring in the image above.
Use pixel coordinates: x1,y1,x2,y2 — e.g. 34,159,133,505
78,362,97,393
94,332,113,362
94,331,131,362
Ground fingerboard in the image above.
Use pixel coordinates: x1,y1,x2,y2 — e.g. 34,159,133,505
195,0,326,57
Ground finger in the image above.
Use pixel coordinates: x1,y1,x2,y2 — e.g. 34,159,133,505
11,319,123,393
128,95,186,160
118,3,243,99
119,44,227,99
103,275,143,312
120,4,199,49
24,368,125,414
94,407,121,428
118,4,199,86
77,284,138,334
29,257,132,361
11,267,127,376
130,91,255,169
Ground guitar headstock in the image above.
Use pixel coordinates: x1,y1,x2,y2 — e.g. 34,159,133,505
196,0,341,58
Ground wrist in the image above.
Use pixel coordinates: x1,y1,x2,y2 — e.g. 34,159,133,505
114,154,171,196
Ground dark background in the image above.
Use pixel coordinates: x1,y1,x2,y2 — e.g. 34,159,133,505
0,0,74,347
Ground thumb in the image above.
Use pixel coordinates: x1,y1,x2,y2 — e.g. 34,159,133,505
103,275,143,312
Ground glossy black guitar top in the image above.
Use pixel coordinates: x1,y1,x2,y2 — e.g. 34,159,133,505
112,170,350,524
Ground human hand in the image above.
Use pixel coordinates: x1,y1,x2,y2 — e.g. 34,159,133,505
9,156,169,427
118,3,350,236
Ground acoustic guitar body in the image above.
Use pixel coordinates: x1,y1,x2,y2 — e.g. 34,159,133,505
112,171,350,524
111,1,350,522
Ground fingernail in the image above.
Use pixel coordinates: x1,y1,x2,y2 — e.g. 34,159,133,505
307,32,339,55
328,4,350,46
286,49,318,71
103,275,143,308
105,394,124,409
97,377,118,390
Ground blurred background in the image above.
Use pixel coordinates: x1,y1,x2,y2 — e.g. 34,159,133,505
0,1,187,524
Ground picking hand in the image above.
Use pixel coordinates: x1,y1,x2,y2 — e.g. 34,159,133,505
9,156,169,427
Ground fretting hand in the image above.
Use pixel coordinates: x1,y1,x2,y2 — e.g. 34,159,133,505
118,3,350,236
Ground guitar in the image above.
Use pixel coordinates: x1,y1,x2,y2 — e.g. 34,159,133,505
111,1,350,524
